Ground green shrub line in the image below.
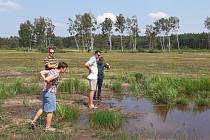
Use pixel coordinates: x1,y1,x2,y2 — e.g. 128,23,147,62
89,110,125,130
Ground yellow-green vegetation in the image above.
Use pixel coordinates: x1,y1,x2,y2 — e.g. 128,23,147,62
90,110,125,130
1,51,210,78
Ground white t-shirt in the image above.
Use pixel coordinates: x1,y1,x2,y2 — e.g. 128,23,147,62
86,56,98,80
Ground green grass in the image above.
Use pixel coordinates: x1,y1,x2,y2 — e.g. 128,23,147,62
95,130,140,140
0,78,41,102
56,104,79,123
112,80,122,94
175,97,189,105
58,78,89,94
90,110,125,130
195,97,210,106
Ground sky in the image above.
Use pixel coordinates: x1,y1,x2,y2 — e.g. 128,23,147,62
0,0,210,37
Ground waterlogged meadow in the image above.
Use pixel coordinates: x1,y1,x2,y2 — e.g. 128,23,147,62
1,51,210,139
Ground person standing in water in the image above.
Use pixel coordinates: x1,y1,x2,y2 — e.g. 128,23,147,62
85,50,101,109
94,56,110,101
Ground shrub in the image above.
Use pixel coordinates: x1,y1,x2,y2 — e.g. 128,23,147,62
176,97,189,105
112,81,122,94
195,97,210,106
56,104,79,123
90,110,125,130
58,78,88,94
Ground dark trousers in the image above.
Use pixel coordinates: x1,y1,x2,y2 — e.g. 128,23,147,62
94,77,104,98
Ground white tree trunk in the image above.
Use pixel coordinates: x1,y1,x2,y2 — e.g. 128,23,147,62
176,33,180,50
90,28,94,50
74,36,79,50
108,34,112,51
162,36,166,51
81,33,85,51
160,36,164,52
120,34,123,52
134,35,137,51
168,36,171,52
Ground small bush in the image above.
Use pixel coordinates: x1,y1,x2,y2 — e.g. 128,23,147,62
176,97,189,105
56,104,79,123
90,110,125,130
195,97,210,106
112,81,122,94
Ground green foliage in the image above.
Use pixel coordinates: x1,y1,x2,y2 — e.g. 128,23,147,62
58,78,88,94
129,73,145,98
95,130,139,140
0,79,41,101
112,80,122,94
180,78,210,96
195,97,210,106
90,110,125,130
56,104,79,123
145,76,180,104
176,97,189,105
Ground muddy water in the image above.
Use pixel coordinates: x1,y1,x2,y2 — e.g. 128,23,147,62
103,96,210,139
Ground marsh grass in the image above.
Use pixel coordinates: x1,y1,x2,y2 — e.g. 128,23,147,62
111,73,210,105
58,78,88,94
175,97,189,105
95,130,140,140
56,104,79,123
195,97,210,106
0,78,41,101
89,110,125,130
112,80,122,94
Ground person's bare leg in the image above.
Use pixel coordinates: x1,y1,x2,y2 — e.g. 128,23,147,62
89,90,95,105
32,108,43,123
46,112,53,128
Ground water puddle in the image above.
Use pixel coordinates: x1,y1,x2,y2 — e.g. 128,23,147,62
103,96,210,139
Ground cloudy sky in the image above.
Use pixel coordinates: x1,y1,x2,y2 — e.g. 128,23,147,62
0,0,210,37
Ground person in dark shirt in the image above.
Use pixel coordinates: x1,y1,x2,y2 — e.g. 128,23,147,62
94,56,110,101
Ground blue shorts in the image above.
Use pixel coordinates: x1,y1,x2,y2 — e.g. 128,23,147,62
42,91,56,113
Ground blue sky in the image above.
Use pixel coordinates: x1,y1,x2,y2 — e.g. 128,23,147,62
0,0,210,37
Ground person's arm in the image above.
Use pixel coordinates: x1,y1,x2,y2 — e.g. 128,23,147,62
85,57,94,74
40,70,49,81
85,62,92,74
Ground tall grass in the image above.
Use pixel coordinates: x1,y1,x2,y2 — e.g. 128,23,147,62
0,79,41,101
112,80,122,94
58,78,88,94
90,110,125,130
113,73,210,106
55,104,79,123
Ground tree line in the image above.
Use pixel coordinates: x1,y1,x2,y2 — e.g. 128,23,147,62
1,13,210,52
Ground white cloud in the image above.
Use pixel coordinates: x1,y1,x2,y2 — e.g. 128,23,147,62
149,11,169,19
0,0,21,12
97,13,116,23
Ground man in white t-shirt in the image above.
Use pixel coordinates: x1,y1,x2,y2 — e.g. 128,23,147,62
85,50,101,109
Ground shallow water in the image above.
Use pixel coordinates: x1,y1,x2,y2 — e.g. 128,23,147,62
103,96,210,139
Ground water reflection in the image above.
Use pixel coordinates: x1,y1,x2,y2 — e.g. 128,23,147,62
107,96,210,139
